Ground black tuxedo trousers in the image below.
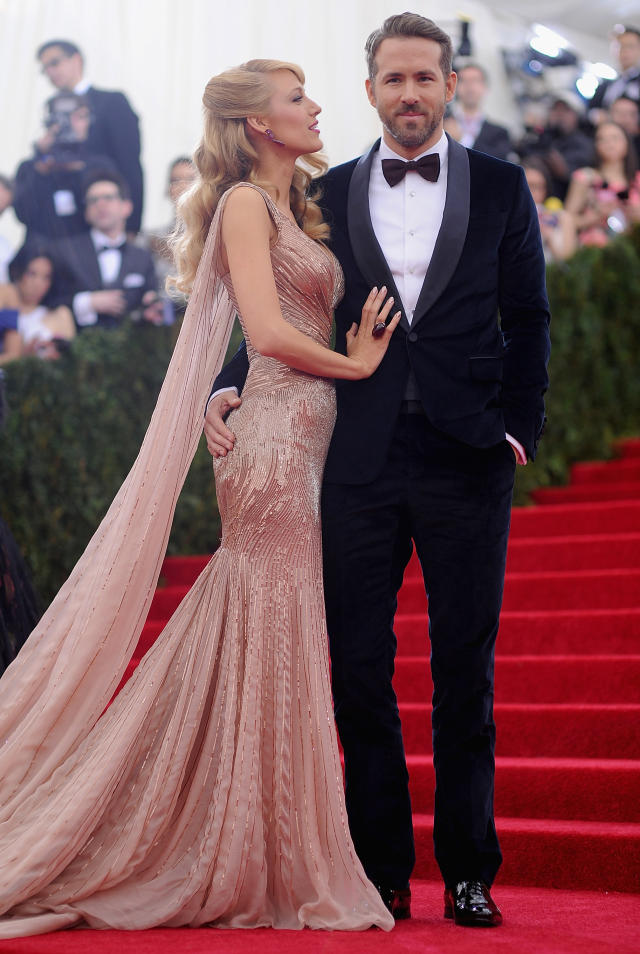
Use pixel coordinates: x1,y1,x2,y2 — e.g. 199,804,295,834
322,412,515,889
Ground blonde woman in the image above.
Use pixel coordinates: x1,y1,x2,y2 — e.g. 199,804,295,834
0,60,398,936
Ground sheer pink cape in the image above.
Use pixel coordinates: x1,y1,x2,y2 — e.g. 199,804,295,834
0,203,235,808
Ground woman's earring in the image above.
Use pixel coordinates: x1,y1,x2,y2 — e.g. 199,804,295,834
265,128,285,146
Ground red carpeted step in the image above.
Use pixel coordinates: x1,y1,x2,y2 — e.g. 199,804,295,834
406,755,640,822
397,568,640,614
393,655,640,704
395,608,640,656
148,585,190,619
505,533,640,572
412,815,640,891
614,436,640,459
531,482,640,504
570,458,640,485
399,703,640,759
510,500,640,537
160,554,211,587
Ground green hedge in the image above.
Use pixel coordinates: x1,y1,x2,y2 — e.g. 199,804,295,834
1,230,640,605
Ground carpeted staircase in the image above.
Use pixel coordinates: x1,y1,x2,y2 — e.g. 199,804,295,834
126,438,640,895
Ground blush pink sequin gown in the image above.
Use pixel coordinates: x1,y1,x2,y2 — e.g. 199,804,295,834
0,184,394,936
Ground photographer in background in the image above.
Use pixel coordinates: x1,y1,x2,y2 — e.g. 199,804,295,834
13,93,117,244
37,39,144,234
53,170,161,331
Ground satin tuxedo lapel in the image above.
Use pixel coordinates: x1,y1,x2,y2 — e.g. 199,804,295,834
411,136,469,331
347,142,411,333
78,233,103,289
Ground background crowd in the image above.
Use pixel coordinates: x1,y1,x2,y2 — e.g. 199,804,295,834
1,25,640,365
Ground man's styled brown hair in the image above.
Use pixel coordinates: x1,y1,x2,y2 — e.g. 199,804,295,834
365,12,453,82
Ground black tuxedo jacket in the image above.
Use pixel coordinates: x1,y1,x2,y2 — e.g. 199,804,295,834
53,232,157,330
85,86,144,233
212,137,550,485
471,119,513,161
590,70,640,110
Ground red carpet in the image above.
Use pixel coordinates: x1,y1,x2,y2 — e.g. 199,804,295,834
21,438,633,953
1,882,638,953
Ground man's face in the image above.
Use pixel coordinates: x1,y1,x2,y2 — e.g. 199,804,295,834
610,98,640,134
0,182,12,215
366,37,457,159
548,102,578,134
39,46,83,91
616,32,640,72
84,181,132,233
456,67,487,111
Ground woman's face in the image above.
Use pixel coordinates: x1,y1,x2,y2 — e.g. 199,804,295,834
17,257,53,308
260,69,322,155
525,167,547,205
596,123,628,165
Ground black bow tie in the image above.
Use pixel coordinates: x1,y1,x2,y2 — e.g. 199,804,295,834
381,153,440,187
96,241,126,254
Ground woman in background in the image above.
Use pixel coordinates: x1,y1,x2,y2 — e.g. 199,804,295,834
565,119,640,246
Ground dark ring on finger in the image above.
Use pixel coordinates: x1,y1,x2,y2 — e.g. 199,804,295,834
372,321,386,338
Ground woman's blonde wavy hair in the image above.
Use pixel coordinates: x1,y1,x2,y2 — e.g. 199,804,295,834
169,59,329,294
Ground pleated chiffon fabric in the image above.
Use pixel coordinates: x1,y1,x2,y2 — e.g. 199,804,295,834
0,183,394,935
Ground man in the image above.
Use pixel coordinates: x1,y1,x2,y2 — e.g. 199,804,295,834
449,62,514,160
609,95,640,156
590,25,640,120
13,93,117,243
205,13,550,928
518,92,595,200
53,171,160,330
37,39,144,233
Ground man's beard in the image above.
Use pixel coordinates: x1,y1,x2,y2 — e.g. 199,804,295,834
382,104,444,150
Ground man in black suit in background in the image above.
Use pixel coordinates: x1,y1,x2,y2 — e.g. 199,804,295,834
205,13,550,928
448,62,514,160
37,39,144,233
54,171,159,331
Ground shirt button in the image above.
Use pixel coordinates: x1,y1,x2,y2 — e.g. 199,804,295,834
409,191,416,197
408,266,414,273
408,230,415,237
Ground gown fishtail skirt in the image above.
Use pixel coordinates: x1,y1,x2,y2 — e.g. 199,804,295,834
0,184,394,935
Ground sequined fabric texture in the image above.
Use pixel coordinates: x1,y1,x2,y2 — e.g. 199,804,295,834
0,184,393,935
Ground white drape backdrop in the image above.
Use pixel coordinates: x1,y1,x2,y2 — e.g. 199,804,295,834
0,0,617,245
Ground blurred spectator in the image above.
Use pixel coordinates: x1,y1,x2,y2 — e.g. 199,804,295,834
609,95,640,156
142,156,197,290
53,170,160,331
13,94,116,243
522,157,577,262
0,294,21,366
564,120,640,247
0,176,14,284
2,245,75,360
449,63,514,161
37,39,144,233
590,26,640,122
517,92,595,201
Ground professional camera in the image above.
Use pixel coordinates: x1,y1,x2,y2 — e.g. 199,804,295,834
44,92,90,146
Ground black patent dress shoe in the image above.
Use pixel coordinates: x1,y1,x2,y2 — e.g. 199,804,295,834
375,884,411,920
444,880,502,927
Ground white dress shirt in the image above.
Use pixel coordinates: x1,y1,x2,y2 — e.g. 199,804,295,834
73,229,126,327
369,134,448,326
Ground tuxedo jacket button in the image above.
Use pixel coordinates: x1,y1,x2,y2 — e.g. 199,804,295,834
408,332,418,342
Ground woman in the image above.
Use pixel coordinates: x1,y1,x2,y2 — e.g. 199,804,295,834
565,120,640,246
0,246,75,359
0,60,399,936
522,157,577,262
